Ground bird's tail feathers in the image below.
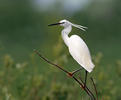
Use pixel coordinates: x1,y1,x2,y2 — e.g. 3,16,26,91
86,63,95,73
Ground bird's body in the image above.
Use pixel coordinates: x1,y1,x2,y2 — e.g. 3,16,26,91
61,24,94,73
69,35,94,72
48,19,95,73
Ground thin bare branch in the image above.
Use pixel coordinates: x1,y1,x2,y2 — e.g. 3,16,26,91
72,76,94,100
34,49,96,100
79,76,96,100
91,77,98,100
34,49,68,73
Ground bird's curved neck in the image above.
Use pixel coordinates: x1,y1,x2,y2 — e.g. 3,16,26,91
61,25,72,46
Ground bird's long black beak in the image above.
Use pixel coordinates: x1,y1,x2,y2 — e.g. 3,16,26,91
48,23,61,26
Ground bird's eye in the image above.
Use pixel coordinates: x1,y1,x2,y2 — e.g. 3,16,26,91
61,22,65,24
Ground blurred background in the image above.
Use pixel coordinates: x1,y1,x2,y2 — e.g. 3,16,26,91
0,0,121,100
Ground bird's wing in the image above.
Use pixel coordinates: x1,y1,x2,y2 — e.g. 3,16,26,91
68,35,94,72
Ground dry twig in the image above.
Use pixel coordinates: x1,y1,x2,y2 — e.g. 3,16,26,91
91,77,98,100
34,49,97,100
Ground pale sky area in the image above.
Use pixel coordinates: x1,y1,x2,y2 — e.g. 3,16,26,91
31,0,92,14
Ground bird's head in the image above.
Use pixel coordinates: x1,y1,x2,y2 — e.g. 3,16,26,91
59,19,71,27
48,19,87,31
48,19,70,27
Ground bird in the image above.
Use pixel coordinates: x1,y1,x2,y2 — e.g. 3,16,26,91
48,19,95,87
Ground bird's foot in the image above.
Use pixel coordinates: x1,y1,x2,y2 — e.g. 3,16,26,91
84,84,86,89
80,85,84,89
67,72,73,77
80,85,86,90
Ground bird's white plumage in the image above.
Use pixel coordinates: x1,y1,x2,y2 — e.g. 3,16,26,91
68,35,94,72
53,19,95,73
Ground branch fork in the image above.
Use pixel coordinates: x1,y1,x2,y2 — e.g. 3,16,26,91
34,49,98,100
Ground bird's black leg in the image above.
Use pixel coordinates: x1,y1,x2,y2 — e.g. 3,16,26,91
72,68,82,75
67,67,82,77
84,70,88,88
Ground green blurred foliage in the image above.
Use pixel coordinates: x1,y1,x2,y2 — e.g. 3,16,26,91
0,42,121,100
0,0,121,100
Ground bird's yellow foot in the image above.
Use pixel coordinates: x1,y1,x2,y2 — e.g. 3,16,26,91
80,85,84,90
84,84,86,89
67,72,73,77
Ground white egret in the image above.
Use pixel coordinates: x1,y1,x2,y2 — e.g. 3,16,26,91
48,19,95,86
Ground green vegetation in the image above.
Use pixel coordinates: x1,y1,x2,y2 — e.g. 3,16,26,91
0,44,121,100
0,0,121,100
